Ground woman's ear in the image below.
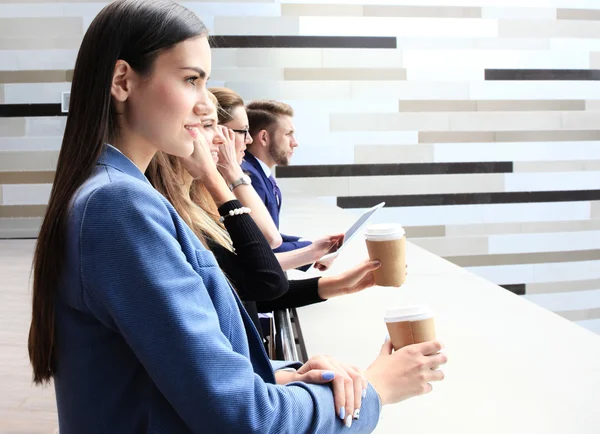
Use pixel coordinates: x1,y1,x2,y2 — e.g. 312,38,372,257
110,60,133,102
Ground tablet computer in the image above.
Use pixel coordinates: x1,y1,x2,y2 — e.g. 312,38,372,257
318,201,385,262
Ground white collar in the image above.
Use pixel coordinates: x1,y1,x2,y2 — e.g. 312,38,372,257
255,156,272,178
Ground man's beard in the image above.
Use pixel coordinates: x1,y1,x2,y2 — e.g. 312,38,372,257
269,143,290,166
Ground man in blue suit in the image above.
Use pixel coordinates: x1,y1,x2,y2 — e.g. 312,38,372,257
242,100,313,254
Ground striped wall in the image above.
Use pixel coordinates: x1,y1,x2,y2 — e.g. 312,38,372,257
1,0,600,334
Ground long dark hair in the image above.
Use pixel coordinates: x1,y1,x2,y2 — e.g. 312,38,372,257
28,0,208,384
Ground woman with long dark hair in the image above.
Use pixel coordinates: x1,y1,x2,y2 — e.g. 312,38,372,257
28,1,447,432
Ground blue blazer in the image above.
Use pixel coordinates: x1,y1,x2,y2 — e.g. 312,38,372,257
241,151,312,254
53,145,380,433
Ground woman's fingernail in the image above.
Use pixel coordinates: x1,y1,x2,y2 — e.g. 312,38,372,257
339,406,345,420
353,409,360,420
362,388,367,399
374,261,381,266
321,371,335,381
345,415,353,428
384,334,390,342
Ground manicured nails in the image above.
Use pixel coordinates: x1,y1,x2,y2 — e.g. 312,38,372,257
321,371,335,381
362,388,367,399
345,415,353,428
353,409,360,420
339,406,345,420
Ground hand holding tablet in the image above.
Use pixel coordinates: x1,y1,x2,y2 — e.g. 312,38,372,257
314,202,385,267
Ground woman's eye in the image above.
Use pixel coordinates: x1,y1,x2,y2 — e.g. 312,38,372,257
203,123,213,128
186,76,199,85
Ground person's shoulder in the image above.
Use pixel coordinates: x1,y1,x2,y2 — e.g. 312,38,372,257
75,166,171,232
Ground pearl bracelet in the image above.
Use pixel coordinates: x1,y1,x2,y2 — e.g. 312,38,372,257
219,207,251,223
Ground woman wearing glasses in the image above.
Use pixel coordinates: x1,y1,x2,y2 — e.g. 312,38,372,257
208,87,346,271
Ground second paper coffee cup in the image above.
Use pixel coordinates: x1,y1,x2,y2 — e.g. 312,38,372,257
384,305,436,351
365,223,406,287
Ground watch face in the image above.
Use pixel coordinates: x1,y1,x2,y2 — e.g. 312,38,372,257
243,175,251,185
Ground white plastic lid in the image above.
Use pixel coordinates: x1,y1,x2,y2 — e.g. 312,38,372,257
365,223,405,241
384,305,433,323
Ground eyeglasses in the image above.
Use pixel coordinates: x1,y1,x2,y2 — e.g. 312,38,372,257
231,128,250,141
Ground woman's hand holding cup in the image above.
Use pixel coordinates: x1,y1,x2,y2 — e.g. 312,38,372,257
366,339,447,406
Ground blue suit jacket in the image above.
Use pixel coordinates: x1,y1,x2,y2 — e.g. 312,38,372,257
241,151,312,254
53,145,380,433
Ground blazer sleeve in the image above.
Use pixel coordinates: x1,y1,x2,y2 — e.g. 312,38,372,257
274,234,313,253
79,182,381,434
215,200,289,301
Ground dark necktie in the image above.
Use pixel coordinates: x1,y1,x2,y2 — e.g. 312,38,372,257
268,175,282,211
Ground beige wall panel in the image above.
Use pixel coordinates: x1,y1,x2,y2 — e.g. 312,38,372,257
236,48,322,68
0,217,42,238
322,48,403,68
592,201,600,219
450,112,562,132
0,205,46,218
0,70,69,84
556,307,600,322
557,9,600,21
0,119,25,137
527,278,600,295
331,113,450,132
399,100,476,112
348,173,504,196
561,111,600,130
281,4,363,16
446,219,600,237
0,17,82,38
477,100,584,111
284,68,406,81
0,151,58,172
0,171,54,184
412,236,488,257
404,225,446,238
419,131,495,143
0,37,81,50
499,19,600,38
448,249,600,267
278,177,349,197
513,161,595,172
363,5,481,18
214,17,299,36
354,144,433,164
496,130,600,142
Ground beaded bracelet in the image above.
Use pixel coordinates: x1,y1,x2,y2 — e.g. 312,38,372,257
219,207,251,223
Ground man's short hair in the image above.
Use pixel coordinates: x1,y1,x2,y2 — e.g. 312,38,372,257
246,100,294,143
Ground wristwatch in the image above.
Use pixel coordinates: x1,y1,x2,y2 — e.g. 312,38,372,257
229,174,252,191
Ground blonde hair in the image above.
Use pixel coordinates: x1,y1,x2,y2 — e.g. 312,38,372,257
146,152,233,252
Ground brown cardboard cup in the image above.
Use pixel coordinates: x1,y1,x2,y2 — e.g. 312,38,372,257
365,224,406,287
384,305,435,351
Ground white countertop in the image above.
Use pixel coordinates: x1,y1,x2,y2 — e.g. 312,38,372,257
281,197,600,434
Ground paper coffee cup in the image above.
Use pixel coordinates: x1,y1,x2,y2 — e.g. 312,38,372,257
365,224,406,287
384,305,435,351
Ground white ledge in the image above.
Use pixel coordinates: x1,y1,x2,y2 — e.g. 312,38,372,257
281,196,600,434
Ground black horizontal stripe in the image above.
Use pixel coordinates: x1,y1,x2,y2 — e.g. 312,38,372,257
276,162,513,178
499,284,526,295
0,104,65,118
337,189,600,208
485,69,600,81
209,35,396,49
